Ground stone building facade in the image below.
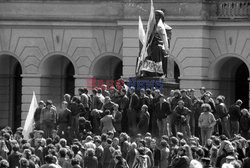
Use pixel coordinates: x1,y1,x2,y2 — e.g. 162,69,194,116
0,0,249,129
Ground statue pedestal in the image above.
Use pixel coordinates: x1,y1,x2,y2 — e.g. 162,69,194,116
126,76,179,97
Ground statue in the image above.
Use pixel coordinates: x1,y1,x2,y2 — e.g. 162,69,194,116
138,10,172,78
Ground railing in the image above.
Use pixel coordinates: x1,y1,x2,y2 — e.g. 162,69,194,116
217,1,250,19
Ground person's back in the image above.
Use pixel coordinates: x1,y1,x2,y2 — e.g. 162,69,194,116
8,151,22,168
101,114,115,133
84,155,98,168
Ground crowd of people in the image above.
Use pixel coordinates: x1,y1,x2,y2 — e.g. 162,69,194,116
1,84,250,168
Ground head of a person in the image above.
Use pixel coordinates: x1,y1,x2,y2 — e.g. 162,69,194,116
23,149,32,159
63,94,71,102
180,89,187,97
200,87,206,95
174,90,181,98
46,100,53,108
190,159,203,168
19,158,29,168
71,158,80,167
241,108,249,116
201,103,211,112
141,104,148,112
121,88,126,96
113,104,119,111
59,148,67,158
140,88,145,96
112,137,119,146
160,140,168,148
216,95,225,104
129,87,135,94
38,100,45,108
104,96,111,103
87,148,95,157
154,89,161,98
235,99,243,106
78,88,84,95
0,159,9,168
155,9,164,23
59,138,67,147
104,110,110,116
178,100,184,108
62,101,68,109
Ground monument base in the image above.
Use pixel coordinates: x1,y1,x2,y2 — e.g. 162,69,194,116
126,76,179,97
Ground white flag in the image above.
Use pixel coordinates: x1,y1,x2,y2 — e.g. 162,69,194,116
22,91,38,140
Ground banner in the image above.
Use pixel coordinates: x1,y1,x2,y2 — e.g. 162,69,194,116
136,16,146,75
23,91,38,140
140,59,163,74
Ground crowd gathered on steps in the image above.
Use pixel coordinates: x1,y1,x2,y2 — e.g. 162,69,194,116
0,85,250,168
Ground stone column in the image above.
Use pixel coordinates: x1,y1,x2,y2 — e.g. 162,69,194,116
21,74,42,126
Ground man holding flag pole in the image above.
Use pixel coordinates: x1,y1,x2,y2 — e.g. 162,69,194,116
136,0,172,78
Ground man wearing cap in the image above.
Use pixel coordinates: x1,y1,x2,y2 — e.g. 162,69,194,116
34,100,45,130
40,100,57,138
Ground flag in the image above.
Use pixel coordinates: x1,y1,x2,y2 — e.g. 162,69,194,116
22,91,38,140
136,0,156,75
136,16,146,75
138,16,146,50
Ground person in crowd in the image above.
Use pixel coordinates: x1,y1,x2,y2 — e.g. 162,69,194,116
137,105,150,135
181,89,192,109
139,88,150,108
40,100,57,138
198,103,217,146
240,108,250,139
215,95,231,139
70,96,85,138
100,110,115,134
102,96,116,114
78,88,91,119
34,100,45,130
113,104,122,135
173,100,191,140
84,148,98,168
160,140,170,168
57,101,72,140
128,87,139,136
154,90,171,137
229,99,243,137
63,94,71,106
92,89,103,110
119,88,129,133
